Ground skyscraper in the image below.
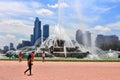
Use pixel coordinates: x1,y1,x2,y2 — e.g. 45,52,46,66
22,40,31,47
10,43,15,50
96,34,119,47
4,46,9,52
76,29,83,45
31,34,34,46
76,30,91,47
33,17,41,45
17,43,22,49
84,31,91,47
43,24,49,41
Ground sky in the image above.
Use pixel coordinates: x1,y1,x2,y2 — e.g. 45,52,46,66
0,0,120,49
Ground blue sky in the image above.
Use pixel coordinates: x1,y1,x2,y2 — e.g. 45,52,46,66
0,0,120,49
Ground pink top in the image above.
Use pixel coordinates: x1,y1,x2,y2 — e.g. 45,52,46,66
42,53,45,57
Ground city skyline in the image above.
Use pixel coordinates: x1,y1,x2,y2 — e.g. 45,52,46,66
0,0,120,49
17,17,49,49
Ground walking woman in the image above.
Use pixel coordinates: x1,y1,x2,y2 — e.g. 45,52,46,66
24,54,33,75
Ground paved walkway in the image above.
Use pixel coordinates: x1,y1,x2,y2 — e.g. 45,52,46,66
0,61,120,80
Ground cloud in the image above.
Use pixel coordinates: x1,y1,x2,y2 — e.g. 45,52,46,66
0,2,31,14
6,34,16,39
47,2,69,8
107,22,120,30
94,21,120,35
94,25,111,33
92,6,115,14
36,8,54,16
0,34,17,49
0,19,33,36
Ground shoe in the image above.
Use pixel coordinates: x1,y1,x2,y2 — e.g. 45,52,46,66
27,74,32,76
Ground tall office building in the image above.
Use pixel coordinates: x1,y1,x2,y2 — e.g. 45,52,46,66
31,34,34,46
104,35,119,43
76,30,91,47
4,46,9,52
95,35,104,47
10,43,15,50
96,34,119,47
84,31,91,47
17,43,22,49
33,17,41,44
76,29,83,45
22,40,31,47
43,24,49,41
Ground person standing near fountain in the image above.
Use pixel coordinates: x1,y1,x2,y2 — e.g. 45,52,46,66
42,51,45,62
24,54,33,75
31,51,35,61
18,51,22,62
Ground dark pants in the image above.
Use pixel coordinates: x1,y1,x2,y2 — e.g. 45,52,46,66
42,57,45,62
24,64,32,75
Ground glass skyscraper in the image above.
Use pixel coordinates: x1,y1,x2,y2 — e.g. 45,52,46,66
33,17,41,45
10,43,15,50
31,34,34,46
43,24,49,41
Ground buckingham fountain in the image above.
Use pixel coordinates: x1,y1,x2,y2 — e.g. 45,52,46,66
37,25,90,58
33,25,120,59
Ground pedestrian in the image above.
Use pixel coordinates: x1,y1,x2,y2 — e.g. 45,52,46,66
24,54,33,75
42,51,45,62
31,51,35,61
18,51,22,62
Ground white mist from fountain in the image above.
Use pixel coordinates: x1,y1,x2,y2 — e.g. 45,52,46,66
106,49,119,59
64,45,67,58
84,32,100,59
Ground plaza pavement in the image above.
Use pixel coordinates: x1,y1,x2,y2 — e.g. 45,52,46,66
0,61,120,80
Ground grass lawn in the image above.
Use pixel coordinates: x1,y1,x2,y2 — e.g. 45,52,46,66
1,56,120,62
